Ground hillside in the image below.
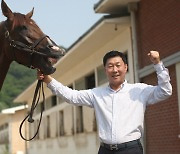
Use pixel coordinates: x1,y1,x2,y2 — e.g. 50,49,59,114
0,62,36,111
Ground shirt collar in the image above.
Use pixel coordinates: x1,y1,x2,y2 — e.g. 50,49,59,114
108,80,127,92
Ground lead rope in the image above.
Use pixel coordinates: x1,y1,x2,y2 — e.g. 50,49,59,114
19,80,45,141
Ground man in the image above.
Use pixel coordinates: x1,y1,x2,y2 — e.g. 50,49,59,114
37,50,172,154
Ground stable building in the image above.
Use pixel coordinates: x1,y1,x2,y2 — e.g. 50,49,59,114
0,105,28,154
14,0,180,154
14,15,134,154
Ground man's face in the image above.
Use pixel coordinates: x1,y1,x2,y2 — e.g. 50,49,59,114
105,56,127,90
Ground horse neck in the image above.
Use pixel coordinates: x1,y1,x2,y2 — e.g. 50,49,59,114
0,49,12,91
0,22,11,90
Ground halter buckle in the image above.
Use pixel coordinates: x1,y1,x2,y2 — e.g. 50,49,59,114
5,30,9,38
10,40,16,47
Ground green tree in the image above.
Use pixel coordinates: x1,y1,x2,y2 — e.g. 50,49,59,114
0,62,36,111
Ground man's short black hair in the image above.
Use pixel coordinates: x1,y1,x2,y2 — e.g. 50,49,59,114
103,50,127,66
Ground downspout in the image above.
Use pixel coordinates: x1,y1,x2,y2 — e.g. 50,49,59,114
128,3,146,154
128,2,139,83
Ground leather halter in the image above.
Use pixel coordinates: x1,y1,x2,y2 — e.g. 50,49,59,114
4,24,62,68
3,23,64,141
19,80,44,141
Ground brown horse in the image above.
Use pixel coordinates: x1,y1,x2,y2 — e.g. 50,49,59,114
0,0,65,90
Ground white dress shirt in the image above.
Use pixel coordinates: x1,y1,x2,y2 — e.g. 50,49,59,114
47,62,172,144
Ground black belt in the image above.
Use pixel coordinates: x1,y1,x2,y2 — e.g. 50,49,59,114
100,139,141,151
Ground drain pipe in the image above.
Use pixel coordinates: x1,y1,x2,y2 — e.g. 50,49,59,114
128,2,139,83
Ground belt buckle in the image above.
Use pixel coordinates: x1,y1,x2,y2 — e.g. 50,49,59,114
110,144,118,150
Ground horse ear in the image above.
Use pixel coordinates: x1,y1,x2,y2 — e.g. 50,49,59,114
1,0,14,20
26,7,34,19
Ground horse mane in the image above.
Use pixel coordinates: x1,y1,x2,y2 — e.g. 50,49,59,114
0,0,65,91
0,21,4,32
10,12,39,31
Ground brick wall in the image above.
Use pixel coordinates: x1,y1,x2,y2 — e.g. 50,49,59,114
143,66,180,154
136,0,180,153
136,0,180,68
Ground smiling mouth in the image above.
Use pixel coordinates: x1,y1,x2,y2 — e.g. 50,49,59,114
112,74,120,78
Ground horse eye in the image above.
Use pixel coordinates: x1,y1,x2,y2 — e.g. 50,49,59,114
21,25,27,31
16,26,27,31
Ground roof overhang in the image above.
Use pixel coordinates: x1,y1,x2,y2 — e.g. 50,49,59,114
94,0,140,14
14,15,130,104
56,16,131,77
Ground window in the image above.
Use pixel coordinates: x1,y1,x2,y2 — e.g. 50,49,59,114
75,78,86,90
0,123,9,144
76,106,84,133
47,115,50,138
36,120,40,140
41,102,44,112
74,73,95,134
93,113,97,132
85,73,95,89
74,78,85,133
97,65,108,86
59,111,65,136
51,95,57,106
68,85,73,89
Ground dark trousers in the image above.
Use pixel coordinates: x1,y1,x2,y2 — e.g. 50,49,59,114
98,141,143,154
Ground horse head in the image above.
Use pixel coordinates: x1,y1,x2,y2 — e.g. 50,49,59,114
1,0,65,75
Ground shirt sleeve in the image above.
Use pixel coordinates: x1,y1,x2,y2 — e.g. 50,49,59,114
47,78,94,108
144,62,172,105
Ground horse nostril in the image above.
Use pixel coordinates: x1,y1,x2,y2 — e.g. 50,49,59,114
51,46,60,51
50,46,66,55
60,48,66,55
47,45,53,49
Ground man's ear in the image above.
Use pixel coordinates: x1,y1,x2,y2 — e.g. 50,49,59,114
125,64,128,72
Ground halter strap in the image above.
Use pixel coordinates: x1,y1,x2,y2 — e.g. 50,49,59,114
3,23,64,68
19,80,45,141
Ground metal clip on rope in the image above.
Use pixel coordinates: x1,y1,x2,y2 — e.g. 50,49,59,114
19,80,45,141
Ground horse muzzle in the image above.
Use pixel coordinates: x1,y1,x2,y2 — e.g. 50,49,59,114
45,45,66,58
37,45,66,75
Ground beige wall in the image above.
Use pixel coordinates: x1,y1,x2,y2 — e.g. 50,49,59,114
0,114,10,154
27,25,134,154
11,110,27,154
29,133,99,154
0,108,27,154
56,28,133,86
